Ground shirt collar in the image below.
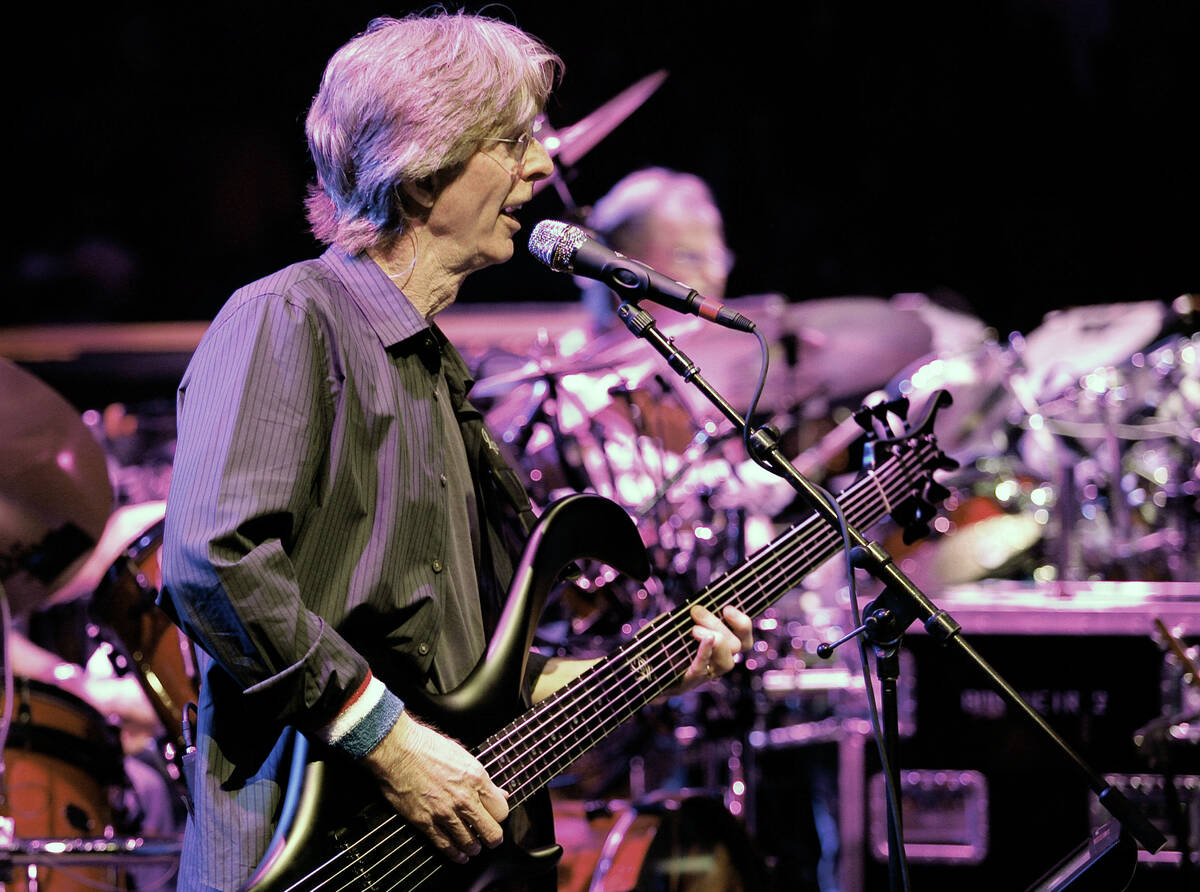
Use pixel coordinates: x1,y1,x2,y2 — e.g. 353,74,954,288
320,247,428,348
320,247,477,402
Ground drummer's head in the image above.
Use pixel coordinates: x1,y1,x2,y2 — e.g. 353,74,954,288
587,167,733,300
304,11,561,255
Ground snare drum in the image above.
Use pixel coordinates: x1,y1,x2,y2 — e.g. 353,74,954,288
0,678,129,892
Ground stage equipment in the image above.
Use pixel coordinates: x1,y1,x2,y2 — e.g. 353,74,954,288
835,581,1198,890
87,504,199,764
0,679,130,892
530,70,668,209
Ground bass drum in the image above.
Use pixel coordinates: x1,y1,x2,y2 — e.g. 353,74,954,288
879,461,1050,592
555,794,767,892
0,678,129,892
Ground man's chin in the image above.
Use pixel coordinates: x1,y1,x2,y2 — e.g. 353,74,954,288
466,250,514,276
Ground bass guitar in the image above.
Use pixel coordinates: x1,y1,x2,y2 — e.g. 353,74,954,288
244,393,955,892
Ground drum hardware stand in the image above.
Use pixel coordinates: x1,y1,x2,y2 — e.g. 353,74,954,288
524,375,594,496
613,299,1168,890
2,830,182,892
631,425,740,521
1,814,13,889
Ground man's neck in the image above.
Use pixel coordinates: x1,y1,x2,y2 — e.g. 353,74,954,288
367,237,463,320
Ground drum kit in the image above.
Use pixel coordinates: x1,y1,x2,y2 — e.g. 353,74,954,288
468,291,1197,885
0,359,187,891
890,295,1199,589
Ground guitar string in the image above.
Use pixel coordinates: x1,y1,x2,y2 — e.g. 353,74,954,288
492,447,928,769
301,443,932,892
283,441,935,891
269,801,426,892
355,444,932,892
485,444,932,802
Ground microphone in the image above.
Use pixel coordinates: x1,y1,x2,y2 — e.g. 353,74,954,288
528,220,756,333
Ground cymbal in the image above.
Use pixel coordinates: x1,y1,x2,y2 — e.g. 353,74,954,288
890,292,992,353
475,295,934,415
533,70,668,196
0,358,112,616
1020,301,1167,399
641,295,933,412
470,327,659,399
779,297,935,401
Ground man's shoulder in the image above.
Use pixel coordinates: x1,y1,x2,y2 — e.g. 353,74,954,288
229,256,341,309
206,257,352,335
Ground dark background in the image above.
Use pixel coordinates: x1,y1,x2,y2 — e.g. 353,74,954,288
9,0,1198,340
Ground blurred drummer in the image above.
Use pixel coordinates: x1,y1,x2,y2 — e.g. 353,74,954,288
580,167,733,336
571,167,796,519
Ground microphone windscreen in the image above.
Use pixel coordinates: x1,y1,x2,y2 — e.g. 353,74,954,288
528,220,586,272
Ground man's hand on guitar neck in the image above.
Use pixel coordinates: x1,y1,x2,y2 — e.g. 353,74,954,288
532,602,755,705
673,603,754,696
361,711,509,865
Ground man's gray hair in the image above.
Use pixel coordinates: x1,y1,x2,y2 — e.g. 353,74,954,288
305,11,562,254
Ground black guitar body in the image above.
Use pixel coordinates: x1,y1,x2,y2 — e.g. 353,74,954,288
248,756,557,892
243,493,651,892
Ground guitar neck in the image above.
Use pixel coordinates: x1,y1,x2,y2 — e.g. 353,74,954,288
475,440,938,804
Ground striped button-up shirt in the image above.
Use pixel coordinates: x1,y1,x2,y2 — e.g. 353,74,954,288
161,247,527,889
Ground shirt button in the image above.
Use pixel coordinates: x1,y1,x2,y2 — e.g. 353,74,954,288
431,560,443,573
439,473,448,487
417,642,430,656
432,390,440,401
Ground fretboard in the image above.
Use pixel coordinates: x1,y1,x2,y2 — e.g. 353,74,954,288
478,438,939,802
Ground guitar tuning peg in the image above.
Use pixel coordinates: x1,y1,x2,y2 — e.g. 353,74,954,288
924,480,951,504
934,453,960,472
889,499,917,529
877,399,911,438
853,404,879,433
895,497,938,545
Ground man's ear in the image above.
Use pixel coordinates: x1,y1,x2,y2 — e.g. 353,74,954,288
399,176,437,210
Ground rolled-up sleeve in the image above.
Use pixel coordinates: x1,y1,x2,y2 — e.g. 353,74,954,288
162,289,368,733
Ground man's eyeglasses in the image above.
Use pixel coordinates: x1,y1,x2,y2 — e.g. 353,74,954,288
478,131,533,175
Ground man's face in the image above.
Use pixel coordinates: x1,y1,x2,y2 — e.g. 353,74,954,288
424,134,554,276
629,207,731,300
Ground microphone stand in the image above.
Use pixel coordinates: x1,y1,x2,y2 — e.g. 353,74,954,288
614,300,1166,890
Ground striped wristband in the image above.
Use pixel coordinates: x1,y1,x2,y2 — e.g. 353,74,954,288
318,673,405,760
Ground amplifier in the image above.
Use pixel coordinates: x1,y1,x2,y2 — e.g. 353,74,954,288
844,580,1200,890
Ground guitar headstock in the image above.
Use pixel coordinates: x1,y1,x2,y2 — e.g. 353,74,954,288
854,389,959,544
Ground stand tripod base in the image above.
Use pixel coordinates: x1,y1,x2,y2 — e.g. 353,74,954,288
1026,819,1137,892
